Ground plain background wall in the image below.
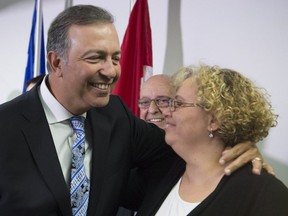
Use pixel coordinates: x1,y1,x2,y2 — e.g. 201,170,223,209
0,0,287,186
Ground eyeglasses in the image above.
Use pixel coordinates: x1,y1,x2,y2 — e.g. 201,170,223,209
138,96,171,109
168,99,202,112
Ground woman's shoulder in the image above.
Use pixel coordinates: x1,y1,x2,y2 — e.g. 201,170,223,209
225,163,288,195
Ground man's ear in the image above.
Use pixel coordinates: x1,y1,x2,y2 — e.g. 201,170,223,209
47,51,62,76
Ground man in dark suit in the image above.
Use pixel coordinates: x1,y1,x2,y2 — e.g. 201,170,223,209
0,5,264,216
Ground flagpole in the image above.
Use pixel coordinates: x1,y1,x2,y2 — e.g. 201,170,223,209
33,0,42,77
65,0,73,9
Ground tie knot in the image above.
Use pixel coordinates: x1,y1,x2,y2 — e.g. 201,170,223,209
70,116,85,132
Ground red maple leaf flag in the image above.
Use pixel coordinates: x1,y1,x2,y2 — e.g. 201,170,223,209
112,0,153,117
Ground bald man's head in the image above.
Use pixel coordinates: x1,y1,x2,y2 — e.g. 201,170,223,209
139,74,173,129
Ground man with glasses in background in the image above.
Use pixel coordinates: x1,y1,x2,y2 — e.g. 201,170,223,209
138,74,173,130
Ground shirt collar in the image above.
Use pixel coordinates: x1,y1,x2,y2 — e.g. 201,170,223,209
39,75,86,124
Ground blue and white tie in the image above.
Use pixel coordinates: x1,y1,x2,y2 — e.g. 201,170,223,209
70,116,90,216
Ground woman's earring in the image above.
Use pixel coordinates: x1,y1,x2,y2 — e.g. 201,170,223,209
209,128,214,138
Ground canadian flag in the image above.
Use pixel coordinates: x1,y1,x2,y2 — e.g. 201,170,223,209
112,0,153,117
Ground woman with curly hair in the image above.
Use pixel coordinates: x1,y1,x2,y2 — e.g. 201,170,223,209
133,64,288,216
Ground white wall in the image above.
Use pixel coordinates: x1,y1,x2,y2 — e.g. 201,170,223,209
0,0,287,186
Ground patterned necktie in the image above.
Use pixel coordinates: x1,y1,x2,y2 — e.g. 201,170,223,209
70,116,90,216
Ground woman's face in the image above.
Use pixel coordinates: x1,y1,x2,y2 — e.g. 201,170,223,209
165,78,211,153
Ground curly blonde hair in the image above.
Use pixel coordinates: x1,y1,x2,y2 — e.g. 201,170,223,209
172,64,278,146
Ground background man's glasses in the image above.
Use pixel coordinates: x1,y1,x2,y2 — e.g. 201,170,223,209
138,96,171,109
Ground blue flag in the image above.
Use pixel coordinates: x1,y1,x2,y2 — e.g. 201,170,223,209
23,0,46,92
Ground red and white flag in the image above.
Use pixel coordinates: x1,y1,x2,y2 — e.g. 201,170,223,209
112,0,153,117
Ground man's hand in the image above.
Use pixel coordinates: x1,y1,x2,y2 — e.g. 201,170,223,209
262,162,276,176
219,141,275,176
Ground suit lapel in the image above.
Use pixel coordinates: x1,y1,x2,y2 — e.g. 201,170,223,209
21,90,71,216
86,108,113,215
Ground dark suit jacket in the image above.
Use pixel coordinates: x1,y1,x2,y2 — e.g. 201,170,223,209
133,158,288,216
0,80,172,216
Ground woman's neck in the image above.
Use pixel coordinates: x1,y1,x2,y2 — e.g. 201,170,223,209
178,140,226,202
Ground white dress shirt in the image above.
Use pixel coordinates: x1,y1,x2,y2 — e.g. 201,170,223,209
156,177,200,216
38,76,92,183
